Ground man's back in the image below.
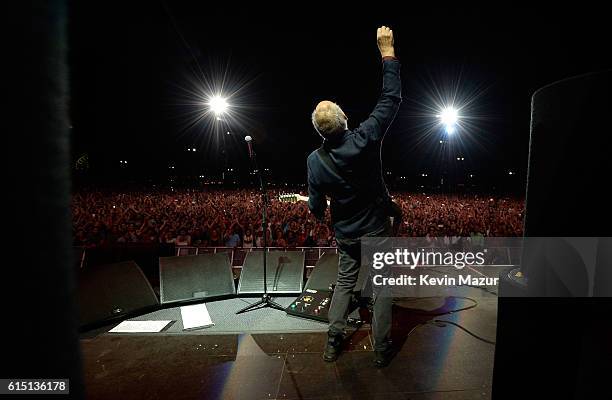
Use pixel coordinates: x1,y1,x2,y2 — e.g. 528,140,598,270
307,58,402,239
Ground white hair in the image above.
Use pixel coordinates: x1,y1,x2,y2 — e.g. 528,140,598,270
311,103,347,139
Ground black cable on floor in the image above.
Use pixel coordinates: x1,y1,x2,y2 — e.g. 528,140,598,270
462,284,498,296
394,296,496,345
430,319,496,345
394,296,478,315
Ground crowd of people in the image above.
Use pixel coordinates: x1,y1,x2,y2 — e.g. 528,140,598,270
72,188,524,248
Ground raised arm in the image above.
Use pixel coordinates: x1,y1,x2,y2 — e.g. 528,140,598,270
354,26,402,142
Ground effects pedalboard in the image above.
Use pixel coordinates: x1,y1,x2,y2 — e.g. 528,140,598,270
285,286,364,325
286,289,332,322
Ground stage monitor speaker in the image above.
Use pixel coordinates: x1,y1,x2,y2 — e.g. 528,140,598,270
304,251,370,293
159,253,236,304
524,69,612,238
304,252,338,291
77,260,159,328
494,70,612,398
237,251,304,295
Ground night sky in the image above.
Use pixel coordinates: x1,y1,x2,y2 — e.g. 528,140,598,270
68,2,610,191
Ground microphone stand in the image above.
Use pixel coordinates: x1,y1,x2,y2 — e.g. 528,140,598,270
236,143,284,314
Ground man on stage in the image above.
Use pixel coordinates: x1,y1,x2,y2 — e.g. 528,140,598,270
307,26,402,367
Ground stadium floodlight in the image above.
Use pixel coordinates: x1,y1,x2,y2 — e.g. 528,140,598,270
438,106,459,134
208,95,229,115
439,107,458,125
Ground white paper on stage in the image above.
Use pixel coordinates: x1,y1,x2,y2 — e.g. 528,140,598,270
180,303,215,330
109,320,173,333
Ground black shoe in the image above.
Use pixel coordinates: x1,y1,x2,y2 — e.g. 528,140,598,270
373,346,394,368
323,332,343,362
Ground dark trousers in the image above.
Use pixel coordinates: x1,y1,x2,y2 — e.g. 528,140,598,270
328,223,393,351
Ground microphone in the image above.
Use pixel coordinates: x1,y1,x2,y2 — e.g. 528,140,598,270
245,135,253,158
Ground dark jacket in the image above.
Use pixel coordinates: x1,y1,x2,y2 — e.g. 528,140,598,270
307,59,401,239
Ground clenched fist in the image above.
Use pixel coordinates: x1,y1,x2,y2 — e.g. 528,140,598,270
377,26,395,58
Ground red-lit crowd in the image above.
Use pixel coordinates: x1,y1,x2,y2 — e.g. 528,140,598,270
72,189,524,248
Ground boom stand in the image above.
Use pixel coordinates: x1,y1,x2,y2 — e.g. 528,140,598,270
236,149,284,314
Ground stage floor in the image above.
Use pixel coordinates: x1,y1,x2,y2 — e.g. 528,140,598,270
80,288,497,399
83,296,333,337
